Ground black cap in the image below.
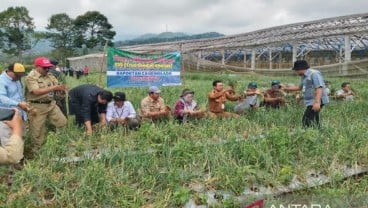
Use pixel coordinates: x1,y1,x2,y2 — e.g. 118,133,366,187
50,60,59,66
271,80,280,86
341,82,350,88
114,92,126,101
292,60,309,70
248,82,257,88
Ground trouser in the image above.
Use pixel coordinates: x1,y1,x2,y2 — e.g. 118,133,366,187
56,98,68,117
208,111,239,119
302,105,324,128
108,118,141,131
74,112,100,127
69,97,99,127
174,112,206,123
28,102,67,154
140,110,170,123
0,122,26,145
0,122,12,146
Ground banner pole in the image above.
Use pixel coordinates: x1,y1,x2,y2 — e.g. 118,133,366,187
180,44,185,87
98,39,109,88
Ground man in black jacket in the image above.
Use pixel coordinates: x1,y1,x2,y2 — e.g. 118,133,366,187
68,84,113,135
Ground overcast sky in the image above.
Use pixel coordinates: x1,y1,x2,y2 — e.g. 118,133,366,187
2,0,368,40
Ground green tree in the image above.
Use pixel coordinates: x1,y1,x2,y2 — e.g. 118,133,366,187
47,13,75,49
0,6,35,58
46,13,75,62
73,11,116,49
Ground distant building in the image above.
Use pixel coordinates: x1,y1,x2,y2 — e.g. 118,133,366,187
67,53,105,73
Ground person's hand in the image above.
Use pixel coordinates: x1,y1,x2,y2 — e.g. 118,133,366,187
86,129,93,136
187,110,195,115
162,110,169,116
18,102,30,111
99,120,107,127
223,87,231,93
184,109,191,115
165,106,171,113
312,102,321,112
4,109,23,136
116,118,127,124
54,85,67,91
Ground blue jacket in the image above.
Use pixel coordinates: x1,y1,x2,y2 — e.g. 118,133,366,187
300,68,329,106
0,72,27,120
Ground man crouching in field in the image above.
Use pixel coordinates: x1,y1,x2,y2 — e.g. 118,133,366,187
208,80,241,118
68,84,113,135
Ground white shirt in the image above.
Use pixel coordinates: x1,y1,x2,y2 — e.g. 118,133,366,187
106,101,136,122
336,89,354,101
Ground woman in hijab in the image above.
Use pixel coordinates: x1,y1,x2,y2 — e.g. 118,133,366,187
173,89,205,123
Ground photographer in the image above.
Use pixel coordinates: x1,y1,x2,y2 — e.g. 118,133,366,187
0,109,24,164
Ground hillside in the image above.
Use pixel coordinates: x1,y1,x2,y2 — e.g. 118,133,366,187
115,31,224,47
28,39,53,54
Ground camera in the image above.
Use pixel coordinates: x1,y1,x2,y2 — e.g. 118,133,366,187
0,108,15,121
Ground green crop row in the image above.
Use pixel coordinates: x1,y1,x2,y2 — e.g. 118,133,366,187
1,72,367,207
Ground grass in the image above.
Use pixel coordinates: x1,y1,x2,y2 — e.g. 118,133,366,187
1,71,368,207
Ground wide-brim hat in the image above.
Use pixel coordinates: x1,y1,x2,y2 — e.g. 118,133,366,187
180,89,194,97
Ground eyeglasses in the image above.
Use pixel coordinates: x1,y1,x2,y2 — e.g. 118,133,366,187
42,67,51,70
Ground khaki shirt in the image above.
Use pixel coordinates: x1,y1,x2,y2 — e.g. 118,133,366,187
208,90,240,113
25,69,59,101
264,89,284,98
0,135,24,165
140,96,166,117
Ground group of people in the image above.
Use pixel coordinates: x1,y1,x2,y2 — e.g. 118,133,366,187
53,65,89,79
0,56,77,165
0,58,356,166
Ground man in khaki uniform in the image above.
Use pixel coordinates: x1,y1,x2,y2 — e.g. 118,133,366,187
24,57,67,156
208,80,241,118
139,86,170,121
